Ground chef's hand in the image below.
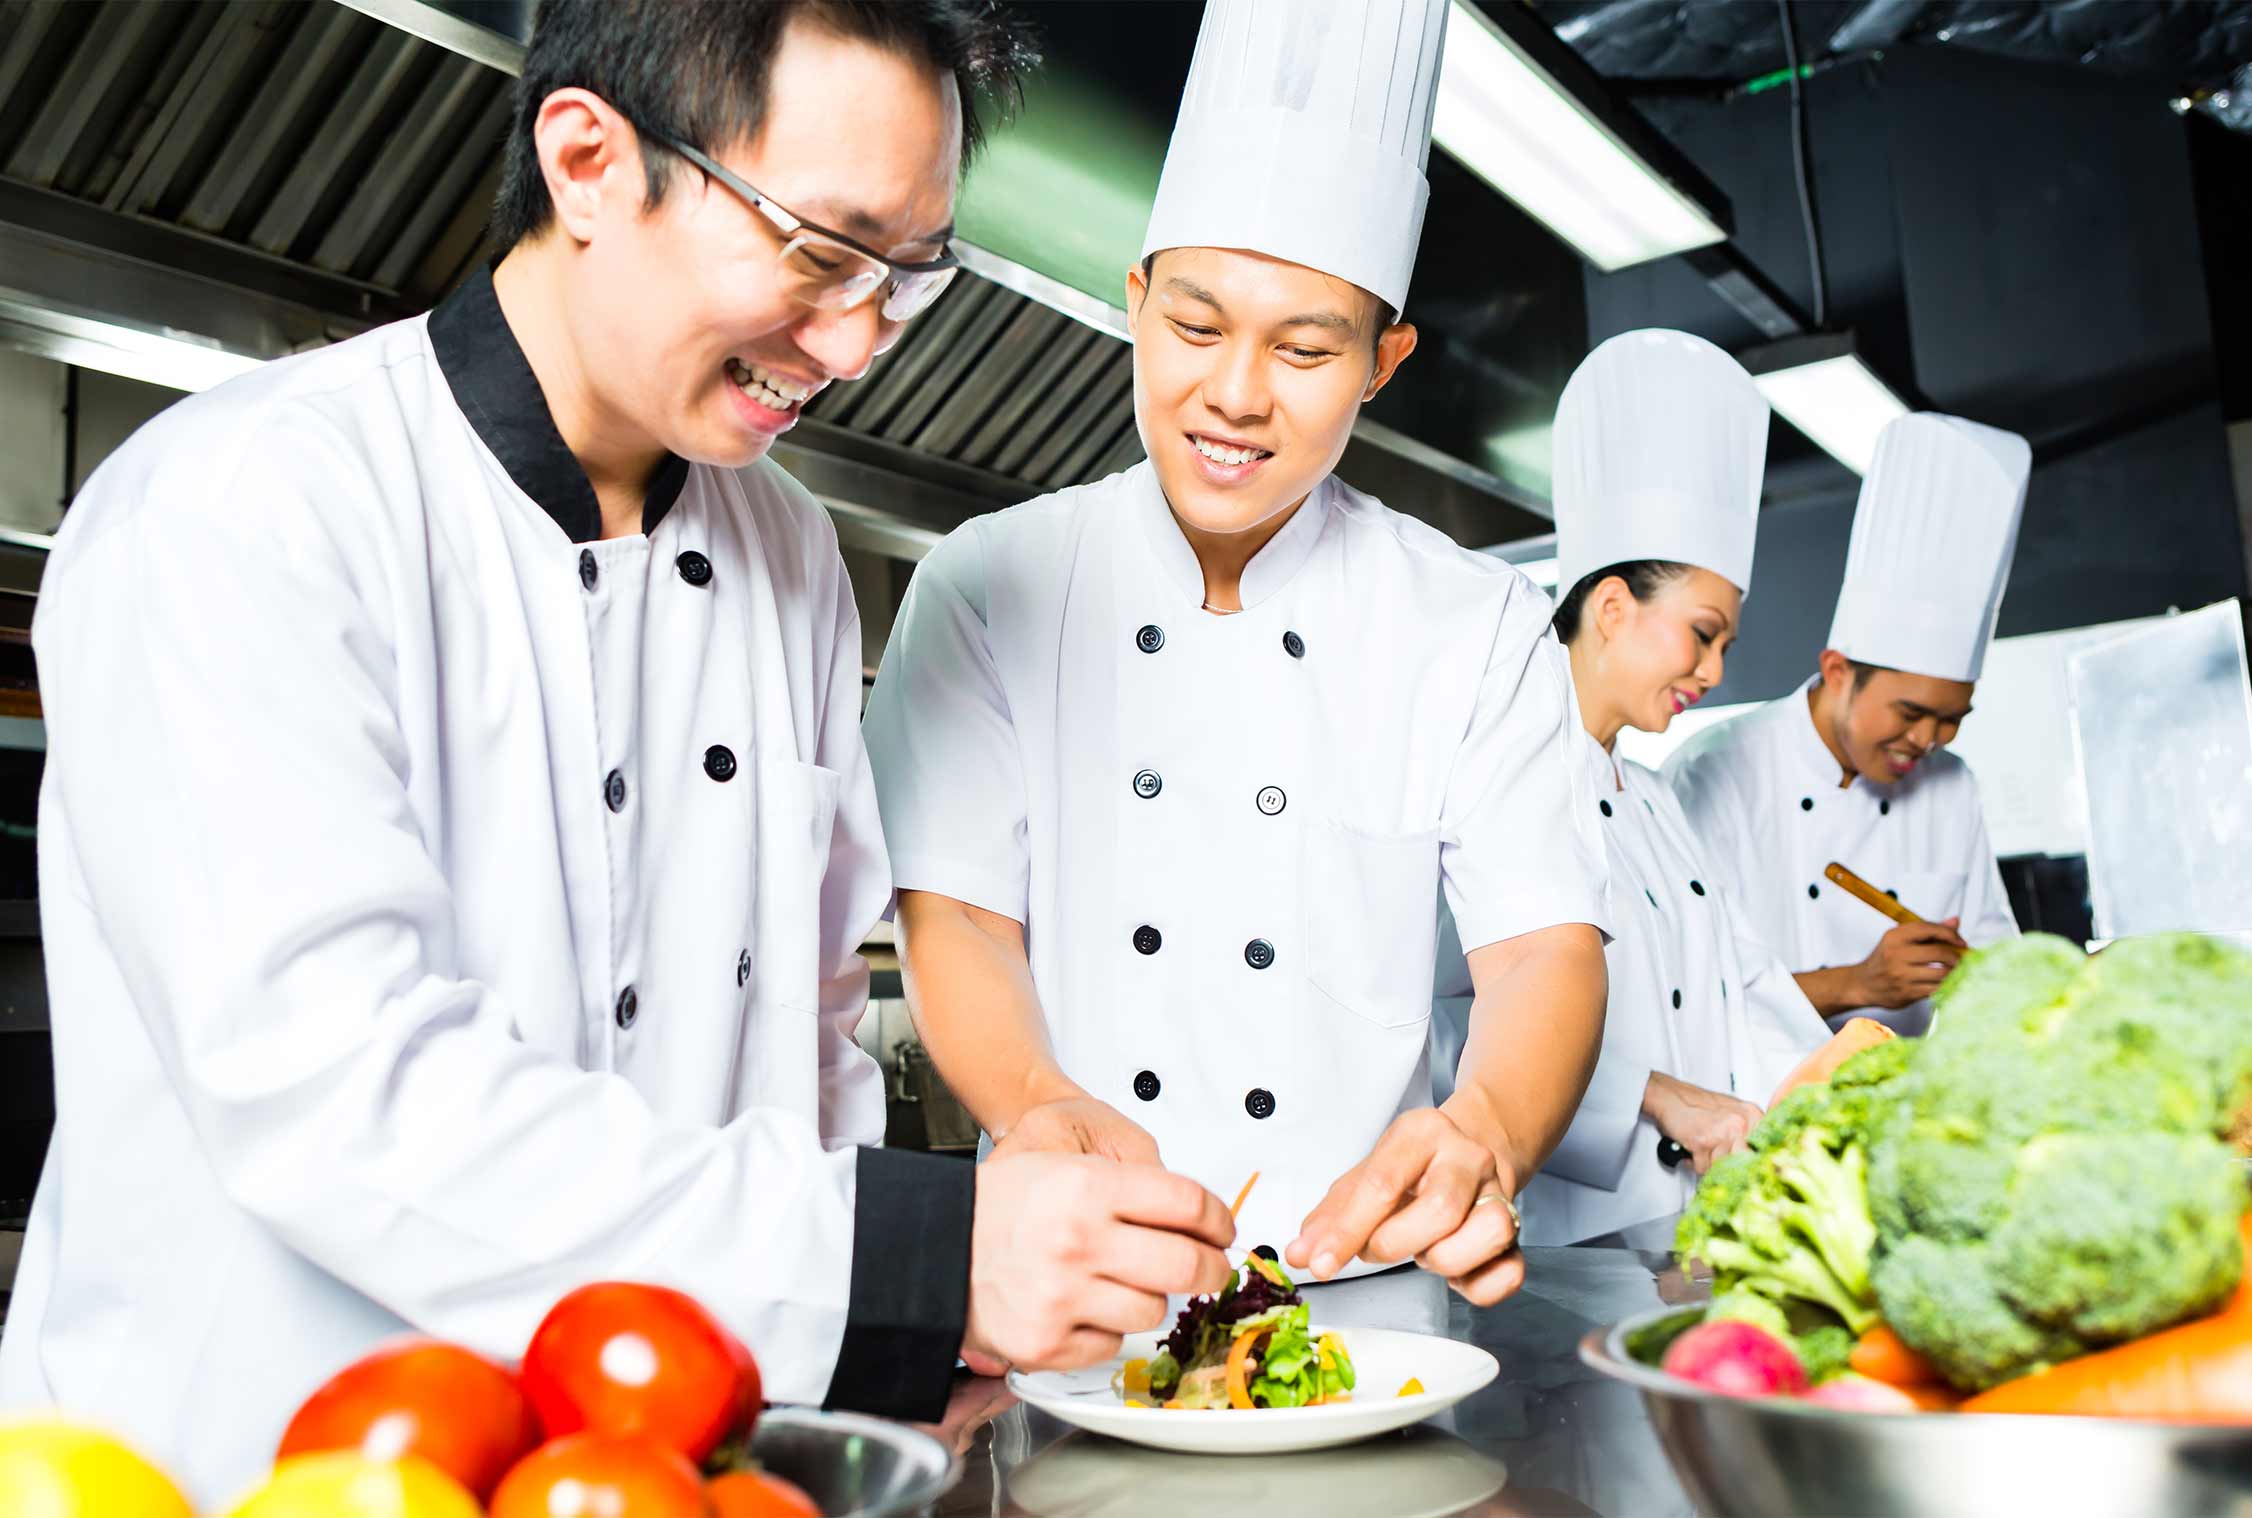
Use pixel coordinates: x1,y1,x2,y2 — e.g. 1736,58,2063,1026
1286,1107,1524,1307
1641,1072,1762,1175
1855,917,1967,1008
993,1095,1161,1165
963,1153,1234,1371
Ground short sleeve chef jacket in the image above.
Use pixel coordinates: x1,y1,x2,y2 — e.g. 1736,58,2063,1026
0,270,968,1507
862,462,1609,1263
1664,679,2018,1035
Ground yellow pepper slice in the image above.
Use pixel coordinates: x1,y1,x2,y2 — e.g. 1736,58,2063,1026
1398,1377,1424,1397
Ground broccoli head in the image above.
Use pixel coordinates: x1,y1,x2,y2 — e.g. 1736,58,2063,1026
1865,934,2252,1390
1676,1126,1880,1335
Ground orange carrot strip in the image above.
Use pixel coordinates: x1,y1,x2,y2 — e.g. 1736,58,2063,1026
1225,1326,1263,1411
1229,1172,1260,1220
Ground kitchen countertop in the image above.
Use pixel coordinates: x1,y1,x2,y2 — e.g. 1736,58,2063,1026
928,1222,1704,1518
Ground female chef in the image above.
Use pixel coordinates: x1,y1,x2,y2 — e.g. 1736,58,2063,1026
1514,330,1827,1243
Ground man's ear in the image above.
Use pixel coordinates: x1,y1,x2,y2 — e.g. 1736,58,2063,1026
534,86,642,246
1364,322,1419,403
1816,647,1855,698
1124,260,1151,333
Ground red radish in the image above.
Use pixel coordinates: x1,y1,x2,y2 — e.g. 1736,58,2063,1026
1661,1320,1809,1398
1801,1374,1923,1413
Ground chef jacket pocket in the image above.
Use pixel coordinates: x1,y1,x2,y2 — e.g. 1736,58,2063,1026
753,758,842,1015
1301,818,1441,1029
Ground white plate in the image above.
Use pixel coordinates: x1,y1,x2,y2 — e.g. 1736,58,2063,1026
1006,1325,1499,1456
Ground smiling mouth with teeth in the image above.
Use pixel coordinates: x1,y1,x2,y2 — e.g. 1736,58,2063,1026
726,357,815,413
1188,433,1274,468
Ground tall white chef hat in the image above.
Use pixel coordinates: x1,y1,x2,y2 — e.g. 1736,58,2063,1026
1139,0,1448,318
1552,329,1771,602
1827,412,2031,683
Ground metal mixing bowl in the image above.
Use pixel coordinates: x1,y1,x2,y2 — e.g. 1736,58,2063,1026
749,1408,960,1517
1580,1307,2252,1518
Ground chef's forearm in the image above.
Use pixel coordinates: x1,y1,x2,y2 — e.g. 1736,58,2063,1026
1444,923,1608,1185
894,888,1079,1137
1794,964,1866,1015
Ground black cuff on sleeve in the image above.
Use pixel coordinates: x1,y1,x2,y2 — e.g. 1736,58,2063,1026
822,1145,974,1421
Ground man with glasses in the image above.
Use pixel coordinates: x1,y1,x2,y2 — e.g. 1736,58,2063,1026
0,2,1232,1503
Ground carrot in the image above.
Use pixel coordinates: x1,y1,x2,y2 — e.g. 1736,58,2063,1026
1225,1326,1263,1411
1962,1307,2252,1420
1766,1018,1895,1109
1851,1324,1943,1388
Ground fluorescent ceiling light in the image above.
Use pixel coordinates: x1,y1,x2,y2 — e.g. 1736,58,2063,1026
0,290,267,393
1435,0,1729,272
1743,332,1911,476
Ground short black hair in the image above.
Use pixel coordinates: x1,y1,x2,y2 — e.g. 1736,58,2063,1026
1550,560,1694,642
1137,251,1389,357
1846,657,1887,692
494,0,1038,250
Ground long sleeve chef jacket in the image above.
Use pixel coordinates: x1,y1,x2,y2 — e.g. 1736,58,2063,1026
0,270,969,1507
1664,680,2018,1035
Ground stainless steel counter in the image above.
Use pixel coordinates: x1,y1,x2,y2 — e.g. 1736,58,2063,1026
928,1229,1704,1518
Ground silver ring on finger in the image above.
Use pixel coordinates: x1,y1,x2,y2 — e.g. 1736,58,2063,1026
1472,1191,1522,1230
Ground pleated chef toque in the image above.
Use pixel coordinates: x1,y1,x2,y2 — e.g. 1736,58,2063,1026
1139,0,1449,317
1552,329,1771,601
1827,412,2032,683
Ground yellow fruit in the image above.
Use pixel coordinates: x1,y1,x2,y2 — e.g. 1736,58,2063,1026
0,1418,193,1518
1397,1377,1425,1397
228,1452,481,1518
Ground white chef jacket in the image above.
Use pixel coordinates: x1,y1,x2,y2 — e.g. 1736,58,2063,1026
862,462,1609,1268
1664,678,2018,1035
1437,733,1826,1244
0,270,969,1508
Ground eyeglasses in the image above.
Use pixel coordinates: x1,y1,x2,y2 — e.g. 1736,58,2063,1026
654,134,960,324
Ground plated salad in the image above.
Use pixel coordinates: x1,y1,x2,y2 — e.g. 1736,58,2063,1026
1116,1253,1359,1410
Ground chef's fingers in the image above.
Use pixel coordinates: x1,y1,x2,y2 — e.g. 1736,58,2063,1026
1287,1114,1442,1277
1363,1152,1486,1266
1021,1327,1129,1372
1446,1245,1528,1308
960,1348,1011,1378
1413,1188,1518,1279
1105,1164,1237,1249
1067,1276,1173,1338
1096,1221,1234,1298
1897,920,1969,952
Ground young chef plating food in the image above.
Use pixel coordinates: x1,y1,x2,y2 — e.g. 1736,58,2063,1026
864,0,1609,1316
0,3,1244,1505
1666,413,2030,1035
1437,331,1828,1245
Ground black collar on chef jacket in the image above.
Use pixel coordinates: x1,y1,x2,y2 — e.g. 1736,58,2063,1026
428,265,690,543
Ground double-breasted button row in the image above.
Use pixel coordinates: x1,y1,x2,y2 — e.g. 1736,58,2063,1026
1130,1070,1276,1121
1129,625,1307,660
615,985,638,1029
581,548,715,593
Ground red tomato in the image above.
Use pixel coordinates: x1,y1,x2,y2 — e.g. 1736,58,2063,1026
490,1433,710,1518
707,1469,822,1518
522,1282,761,1462
276,1337,542,1500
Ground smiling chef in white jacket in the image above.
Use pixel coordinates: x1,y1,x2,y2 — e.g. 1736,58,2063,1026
0,3,1238,1504
1435,331,1828,1245
864,0,1610,1310
1666,413,2030,1036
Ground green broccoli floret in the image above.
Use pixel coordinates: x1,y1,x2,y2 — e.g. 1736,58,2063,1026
1865,933,2252,1390
1792,1322,1856,1384
1676,1127,1880,1335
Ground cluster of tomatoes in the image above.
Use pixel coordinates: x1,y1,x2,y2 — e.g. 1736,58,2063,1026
243,1280,819,1516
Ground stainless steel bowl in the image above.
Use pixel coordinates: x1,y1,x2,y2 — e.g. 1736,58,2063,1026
1580,1307,2252,1518
749,1408,960,1518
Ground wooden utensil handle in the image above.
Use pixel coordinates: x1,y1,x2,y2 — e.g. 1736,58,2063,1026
1823,861,1922,925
